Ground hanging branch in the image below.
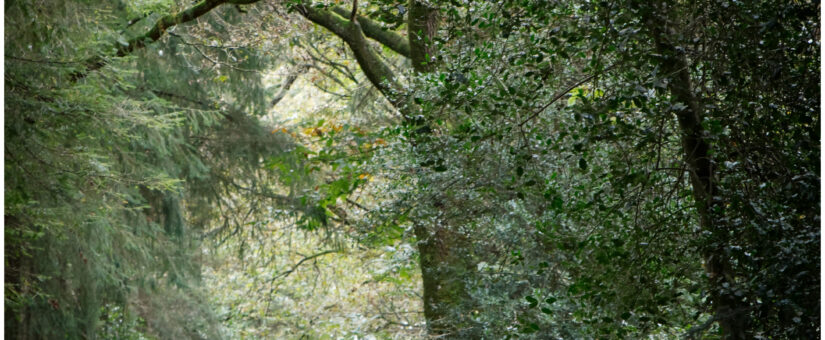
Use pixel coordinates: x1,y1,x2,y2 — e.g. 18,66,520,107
305,42,359,82
168,32,260,73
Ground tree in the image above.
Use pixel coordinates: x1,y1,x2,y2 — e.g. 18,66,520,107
6,0,818,338
5,0,298,337
293,2,483,335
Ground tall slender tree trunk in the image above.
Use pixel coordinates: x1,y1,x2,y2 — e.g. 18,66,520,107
641,2,749,338
407,1,479,336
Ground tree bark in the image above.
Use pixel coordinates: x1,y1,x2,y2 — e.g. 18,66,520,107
330,6,410,58
413,221,478,337
407,0,438,74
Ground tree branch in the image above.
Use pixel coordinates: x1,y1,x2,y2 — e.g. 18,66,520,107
271,64,309,107
518,63,619,127
304,42,359,82
350,0,358,21
72,0,261,81
119,11,154,34
296,3,405,109
217,174,297,207
330,6,410,58
518,73,597,126
270,250,340,281
169,32,260,73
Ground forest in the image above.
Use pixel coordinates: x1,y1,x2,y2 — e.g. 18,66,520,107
4,0,820,339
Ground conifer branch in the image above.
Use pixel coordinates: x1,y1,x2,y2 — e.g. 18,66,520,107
72,0,261,81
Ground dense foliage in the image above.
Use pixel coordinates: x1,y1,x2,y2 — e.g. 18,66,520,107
5,0,819,339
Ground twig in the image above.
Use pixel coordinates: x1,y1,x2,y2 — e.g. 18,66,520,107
519,73,597,126
169,32,261,73
269,250,340,282
5,55,83,65
519,63,620,127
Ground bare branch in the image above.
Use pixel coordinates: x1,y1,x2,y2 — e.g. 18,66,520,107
305,42,359,82
270,250,340,281
169,32,261,73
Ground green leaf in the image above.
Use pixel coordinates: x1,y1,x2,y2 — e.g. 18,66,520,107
525,295,538,308
551,196,563,211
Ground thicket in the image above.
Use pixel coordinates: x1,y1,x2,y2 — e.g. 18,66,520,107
5,0,819,339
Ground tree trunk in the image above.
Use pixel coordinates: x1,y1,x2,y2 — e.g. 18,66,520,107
297,2,481,335
413,220,478,337
641,2,750,338
406,2,481,336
